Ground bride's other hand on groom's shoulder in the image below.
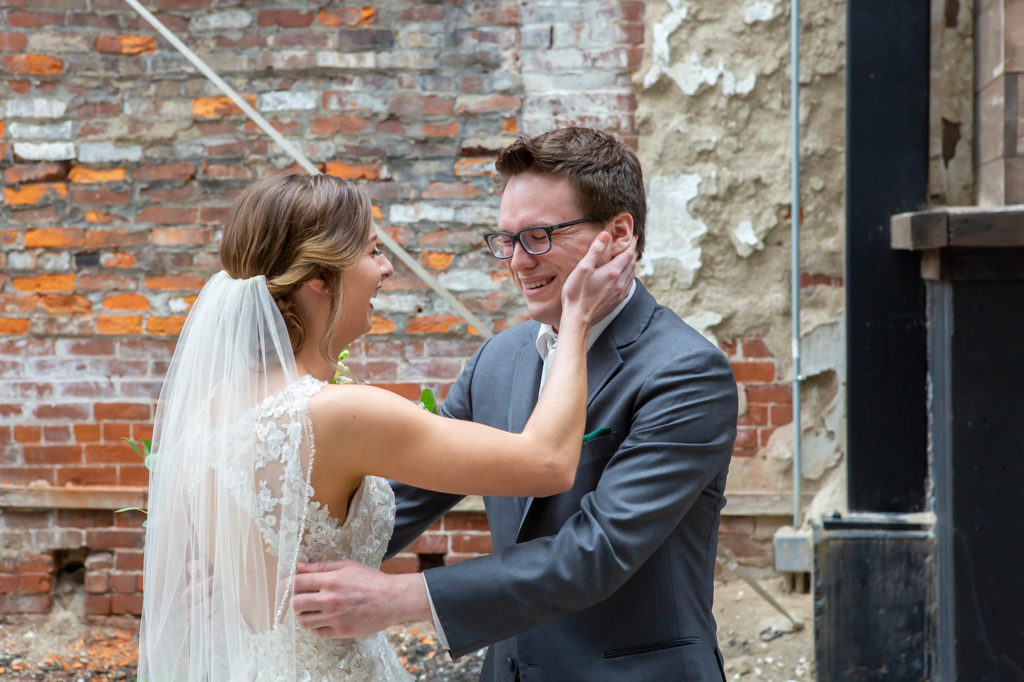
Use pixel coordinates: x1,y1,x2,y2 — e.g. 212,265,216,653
293,560,431,639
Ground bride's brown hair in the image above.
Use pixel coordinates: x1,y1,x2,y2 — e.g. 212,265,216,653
220,173,373,365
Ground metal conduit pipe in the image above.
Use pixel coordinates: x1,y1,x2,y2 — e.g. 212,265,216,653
790,0,803,528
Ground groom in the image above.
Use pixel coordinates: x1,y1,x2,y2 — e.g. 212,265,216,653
294,127,737,681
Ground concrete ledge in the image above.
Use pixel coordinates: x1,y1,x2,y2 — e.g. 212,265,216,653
0,485,148,511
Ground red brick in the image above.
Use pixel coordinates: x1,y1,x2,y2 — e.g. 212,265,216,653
374,383,422,401
770,404,793,426
23,445,81,465
7,11,64,28
86,529,144,550
741,339,774,358
76,101,121,119
731,361,775,383
388,94,454,116
141,185,195,203
0,467,55,485
108,573,137,593
34,403,89,419
94,402,150,421
0,33,29,51
85,229,148,249
84,572,108,594
78,272,138,290
312,115,374,135
14,425,41,443
422,182,482,199
420,121,459,137
3,163,68,184
119,466,150,486
202,163,253,180
380,556,419,574
85,443,141,464
74,424,103,442
738,404,769,427
258,9,314,27
111,592,143,615
19,573,53,594
95,34,157,55
135,206,196,225
0,575,18,593
145,273,205,290
101,252,135,268
734,428,758,450
84,593,111,615
42,425,70,442
406,532,448,555
456,94,521,113
69,185,131,204
115,551,144,571
38,294,91,313
1,593,53,614
745,384,793,404
134,161,195,182
450,533,492,554
2,54,63,75
151,228,213,246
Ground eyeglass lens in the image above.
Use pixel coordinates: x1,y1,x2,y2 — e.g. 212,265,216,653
490,227,551,257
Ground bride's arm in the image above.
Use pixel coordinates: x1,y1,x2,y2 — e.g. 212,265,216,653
309,233,634,499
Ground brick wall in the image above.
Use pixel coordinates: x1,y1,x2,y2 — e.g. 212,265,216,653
0,0,643,620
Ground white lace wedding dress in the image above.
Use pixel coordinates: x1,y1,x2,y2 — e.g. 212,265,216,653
244,375,413,681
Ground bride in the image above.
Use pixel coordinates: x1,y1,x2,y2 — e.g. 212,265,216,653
137,173,634,681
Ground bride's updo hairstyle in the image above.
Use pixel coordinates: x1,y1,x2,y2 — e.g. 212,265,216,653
220,173,373,364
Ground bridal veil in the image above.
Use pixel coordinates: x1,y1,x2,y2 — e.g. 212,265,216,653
138,271,312,681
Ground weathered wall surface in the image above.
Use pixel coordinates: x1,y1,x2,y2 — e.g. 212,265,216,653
635,0,847,517
0,0,641,618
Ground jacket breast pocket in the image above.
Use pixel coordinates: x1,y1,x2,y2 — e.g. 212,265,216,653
578,429,618,464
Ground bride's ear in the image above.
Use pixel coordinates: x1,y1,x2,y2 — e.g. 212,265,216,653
303,277,327,295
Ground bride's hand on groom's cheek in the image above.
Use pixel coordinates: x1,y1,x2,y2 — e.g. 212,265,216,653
292,560,431,639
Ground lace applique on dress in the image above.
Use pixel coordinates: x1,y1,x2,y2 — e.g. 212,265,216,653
242,375,412,681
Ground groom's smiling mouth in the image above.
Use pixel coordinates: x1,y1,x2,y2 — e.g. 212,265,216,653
521,277,555,293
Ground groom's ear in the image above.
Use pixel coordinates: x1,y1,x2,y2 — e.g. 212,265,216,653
605,212,635,256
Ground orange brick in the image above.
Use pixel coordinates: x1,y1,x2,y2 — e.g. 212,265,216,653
0,317,29,334
146,316,186,336
422,182,482,199
38,294,91,313
84,210,113,224
453,157,495,177
317,6,375,26
368,316,395,335
13,425,41,443
103,293,149,311
73,424,102,442
12,273,74,292
0,294,38,314
192,95,257,118
501,116,518,134
68,166,127,183
312,115,374,135
4,183,67,206
145,274,205,291
324,160,381,180
95,34,157,55
422,252,453,270
372,205,384,220
2,53,63,75
731,361,775,383
406,315,463,334
96,315,142,335
23,227,85,248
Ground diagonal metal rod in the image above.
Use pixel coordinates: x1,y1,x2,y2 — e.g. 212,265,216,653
123,0,493,339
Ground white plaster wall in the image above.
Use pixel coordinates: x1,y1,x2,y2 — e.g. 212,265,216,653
635,0,847,511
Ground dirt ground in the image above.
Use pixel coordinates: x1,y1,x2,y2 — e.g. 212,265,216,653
0,573,812,680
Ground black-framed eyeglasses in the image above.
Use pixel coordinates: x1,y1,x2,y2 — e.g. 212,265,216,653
483,216,595,259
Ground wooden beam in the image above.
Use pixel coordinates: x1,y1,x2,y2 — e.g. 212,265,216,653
892,205,1024,250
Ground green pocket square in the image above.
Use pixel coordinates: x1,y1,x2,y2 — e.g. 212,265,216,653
582,427,612,442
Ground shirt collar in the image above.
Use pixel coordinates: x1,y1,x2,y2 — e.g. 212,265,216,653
536,279,637,360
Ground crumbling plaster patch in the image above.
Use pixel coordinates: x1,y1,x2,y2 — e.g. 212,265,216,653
636,0,847,497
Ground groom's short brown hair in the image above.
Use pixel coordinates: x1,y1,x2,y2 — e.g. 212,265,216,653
494,127,647,258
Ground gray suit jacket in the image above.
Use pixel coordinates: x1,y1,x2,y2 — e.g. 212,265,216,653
389,281,737,681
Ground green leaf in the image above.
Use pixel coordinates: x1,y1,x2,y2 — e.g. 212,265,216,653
122,437,144,458
419,388,439,415
114,507,148,515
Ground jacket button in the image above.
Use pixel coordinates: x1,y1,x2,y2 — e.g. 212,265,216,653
505,656,516,672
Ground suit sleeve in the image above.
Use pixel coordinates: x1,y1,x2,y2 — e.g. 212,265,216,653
385,339,485,558
424,339,738,657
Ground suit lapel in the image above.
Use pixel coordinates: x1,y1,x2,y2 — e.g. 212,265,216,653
514,281,656,542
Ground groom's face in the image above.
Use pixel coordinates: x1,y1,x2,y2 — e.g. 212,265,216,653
498,172,601,328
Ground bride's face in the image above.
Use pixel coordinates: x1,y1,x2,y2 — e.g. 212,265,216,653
334,231,393,350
